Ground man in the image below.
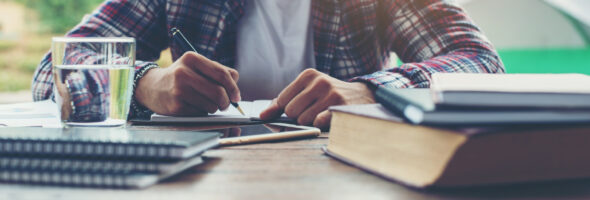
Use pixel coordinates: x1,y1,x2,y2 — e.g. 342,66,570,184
32,0,504,129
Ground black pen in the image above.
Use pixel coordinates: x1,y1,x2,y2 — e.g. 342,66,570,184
170,27,245,116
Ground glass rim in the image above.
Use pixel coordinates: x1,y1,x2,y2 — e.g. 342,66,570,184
52,37,135,43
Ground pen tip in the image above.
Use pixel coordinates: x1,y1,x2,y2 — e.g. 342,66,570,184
236,106,246,116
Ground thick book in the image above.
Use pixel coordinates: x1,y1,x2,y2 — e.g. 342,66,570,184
0,156,203,188
430,73,590,108
0,127,219,159
326,104,590,188
375,88,590,125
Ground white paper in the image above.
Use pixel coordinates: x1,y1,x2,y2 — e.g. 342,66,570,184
0,100,61,128
151,100,287,122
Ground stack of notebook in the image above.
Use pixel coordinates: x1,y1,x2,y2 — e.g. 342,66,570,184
377,73,590,125
0,127,219,188
325,73,590,188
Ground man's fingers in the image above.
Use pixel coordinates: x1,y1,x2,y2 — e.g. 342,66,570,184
229,68,239,82
313,110,332,130
259,99,283,120
276,69,319,108
297,98,331,126
174,101,208,116
192,77,231,110
180,88,220,114
180,63,231,110
284,86,319,119
181,52,241,103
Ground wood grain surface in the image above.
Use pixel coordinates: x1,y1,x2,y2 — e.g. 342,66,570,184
2,124,590,200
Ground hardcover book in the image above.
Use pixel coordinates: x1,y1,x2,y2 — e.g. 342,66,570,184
326,104,590,188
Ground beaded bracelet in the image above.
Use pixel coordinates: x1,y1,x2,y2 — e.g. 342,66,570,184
129,64,159,119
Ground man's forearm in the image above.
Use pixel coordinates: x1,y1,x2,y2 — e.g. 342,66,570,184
358,0,504,89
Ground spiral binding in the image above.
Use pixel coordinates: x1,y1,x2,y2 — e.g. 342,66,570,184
0,139,178,159
0,169,154,188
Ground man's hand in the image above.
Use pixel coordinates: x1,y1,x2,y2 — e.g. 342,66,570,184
135,52,241,116
260,69,376,129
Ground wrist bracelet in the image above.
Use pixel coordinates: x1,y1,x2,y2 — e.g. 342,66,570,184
129,64,159,119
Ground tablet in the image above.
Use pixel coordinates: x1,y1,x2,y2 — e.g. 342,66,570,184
204,123,321,145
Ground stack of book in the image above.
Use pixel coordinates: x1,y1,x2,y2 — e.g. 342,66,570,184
325,73,590,188
0,127,219,188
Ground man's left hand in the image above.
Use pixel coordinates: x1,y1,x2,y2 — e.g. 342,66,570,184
260,69,376,129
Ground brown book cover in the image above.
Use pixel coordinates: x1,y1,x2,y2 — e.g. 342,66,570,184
327,104,590,188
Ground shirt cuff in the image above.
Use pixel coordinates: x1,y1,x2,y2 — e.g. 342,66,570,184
349,70,415,89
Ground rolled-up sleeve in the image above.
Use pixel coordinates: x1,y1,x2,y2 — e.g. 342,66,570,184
352,0,505,88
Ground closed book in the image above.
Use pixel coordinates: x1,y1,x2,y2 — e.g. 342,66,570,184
326,104,590,188
375,88,590,125
430,73,590,108
0,128,219,159
0,156,203,188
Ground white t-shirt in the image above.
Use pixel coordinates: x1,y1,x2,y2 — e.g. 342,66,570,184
236,0,315,101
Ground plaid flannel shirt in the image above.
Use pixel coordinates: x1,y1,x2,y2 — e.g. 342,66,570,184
32,0,504,119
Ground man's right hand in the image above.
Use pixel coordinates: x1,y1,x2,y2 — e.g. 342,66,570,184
135,52,241,116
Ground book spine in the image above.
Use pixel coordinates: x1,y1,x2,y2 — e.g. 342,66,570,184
374,87,414,119
376,87,407,115
375,87,426,124
0,139,178,159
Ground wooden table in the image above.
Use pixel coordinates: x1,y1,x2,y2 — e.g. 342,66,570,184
2,124,590,200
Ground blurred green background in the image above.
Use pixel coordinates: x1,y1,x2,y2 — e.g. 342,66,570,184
0,0,588,93
455,0,590,74
0,0,106,92
0,0,172,93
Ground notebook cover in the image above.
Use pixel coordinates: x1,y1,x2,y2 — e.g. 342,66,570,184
0,128,219,159
0,156,203,174
431,73,590,94
350,88,590,126
0,156,203,189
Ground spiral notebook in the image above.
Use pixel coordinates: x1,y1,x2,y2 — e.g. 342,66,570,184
0,156,202,174
0,127,219,159
0,156,203,188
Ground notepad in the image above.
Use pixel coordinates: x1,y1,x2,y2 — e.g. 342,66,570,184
0,156,204,188
151,100,289,123
0,127,219,159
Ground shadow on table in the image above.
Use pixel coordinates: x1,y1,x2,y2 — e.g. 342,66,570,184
160,156,222,184
422,178,590,199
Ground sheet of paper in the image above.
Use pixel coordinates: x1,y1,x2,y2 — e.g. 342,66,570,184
215,100,272,117
0,100,61,127
151,100,278,122
0,100,57,119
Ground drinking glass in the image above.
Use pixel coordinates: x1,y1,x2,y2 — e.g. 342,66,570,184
51,37,135,127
